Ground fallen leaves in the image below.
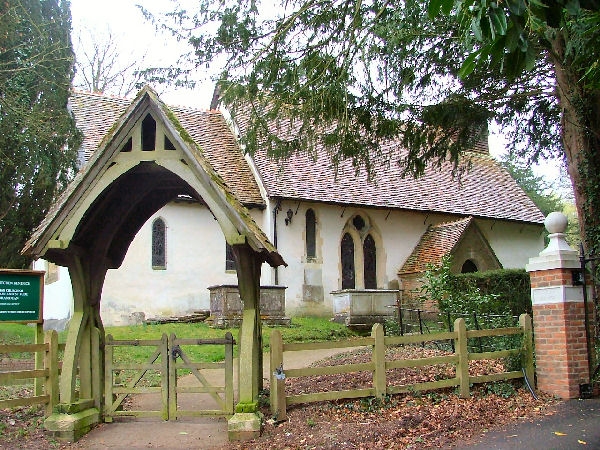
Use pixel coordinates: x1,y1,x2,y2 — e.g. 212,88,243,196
225,345,559,450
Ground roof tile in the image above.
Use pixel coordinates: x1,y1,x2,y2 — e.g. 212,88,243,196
399,217,473,274
250,141,544,224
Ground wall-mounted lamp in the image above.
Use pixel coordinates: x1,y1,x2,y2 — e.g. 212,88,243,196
285,209,294,226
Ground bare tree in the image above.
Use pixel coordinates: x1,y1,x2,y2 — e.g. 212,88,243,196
73,27,146,97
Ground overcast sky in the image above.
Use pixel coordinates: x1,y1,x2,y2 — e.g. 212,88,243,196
70,0,215,109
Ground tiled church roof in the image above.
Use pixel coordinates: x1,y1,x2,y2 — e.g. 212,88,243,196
249,139,544,224
399,217,473,275
69,91,264,207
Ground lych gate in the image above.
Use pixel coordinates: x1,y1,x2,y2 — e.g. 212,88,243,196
22,86,285,441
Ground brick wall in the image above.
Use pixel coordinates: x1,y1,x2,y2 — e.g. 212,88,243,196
533,300,591,398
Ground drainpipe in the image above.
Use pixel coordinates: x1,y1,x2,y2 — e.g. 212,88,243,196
273,199,282,285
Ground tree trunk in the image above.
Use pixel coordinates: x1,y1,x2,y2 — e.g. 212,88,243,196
550,33,600,255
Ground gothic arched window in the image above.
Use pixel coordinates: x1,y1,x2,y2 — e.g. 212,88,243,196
152,218,166,269
339,214,383,290
363,234,377,289
341,233,355,289
306,209,316,260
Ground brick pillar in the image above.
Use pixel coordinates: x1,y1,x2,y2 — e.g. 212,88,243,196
526,212,592,399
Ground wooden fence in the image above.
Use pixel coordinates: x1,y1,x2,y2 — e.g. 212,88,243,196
0,330,62,416
270,314,534,420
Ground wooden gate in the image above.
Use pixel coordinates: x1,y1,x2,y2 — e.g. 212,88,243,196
104,332,235,421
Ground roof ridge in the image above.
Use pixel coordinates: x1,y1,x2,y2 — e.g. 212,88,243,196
431,216,473,229
71,89,132,101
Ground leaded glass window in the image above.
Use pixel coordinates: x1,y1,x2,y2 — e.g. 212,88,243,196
363,234,377,289
152,218,166,269
341,233,355,289
306,209,316,260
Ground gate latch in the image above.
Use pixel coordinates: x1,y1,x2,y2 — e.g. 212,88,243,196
171,344,183,360
273,364,286,380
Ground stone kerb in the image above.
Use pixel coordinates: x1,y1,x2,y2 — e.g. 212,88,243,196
526,212,592,399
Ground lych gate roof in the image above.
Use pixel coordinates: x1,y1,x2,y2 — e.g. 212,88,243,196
23,87,284,268
69,91,264,207
399,217,474,275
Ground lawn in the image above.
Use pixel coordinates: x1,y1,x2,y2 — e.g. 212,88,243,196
1,316,358,362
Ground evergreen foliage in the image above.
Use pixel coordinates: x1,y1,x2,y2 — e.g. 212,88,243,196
454,269,532,317
499,154,563,217
431,0,600,256
420,256,531,317
0,0,81,268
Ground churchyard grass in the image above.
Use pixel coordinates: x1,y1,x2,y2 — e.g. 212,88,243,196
1,318,359,389
1,317,358,365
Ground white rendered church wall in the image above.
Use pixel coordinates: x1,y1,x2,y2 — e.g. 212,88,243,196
475,219,544,269
272,202,433,314
100,201,268,326
33,260,73,326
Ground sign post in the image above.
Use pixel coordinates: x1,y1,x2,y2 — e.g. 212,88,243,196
0,269,44,323
0,269,45,395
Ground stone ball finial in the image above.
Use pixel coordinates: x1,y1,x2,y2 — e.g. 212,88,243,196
545,211,568,234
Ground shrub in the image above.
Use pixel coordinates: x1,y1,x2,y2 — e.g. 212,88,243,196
418,256,531,320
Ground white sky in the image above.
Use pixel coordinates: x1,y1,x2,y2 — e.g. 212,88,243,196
70,0,215,109
70,0,567,194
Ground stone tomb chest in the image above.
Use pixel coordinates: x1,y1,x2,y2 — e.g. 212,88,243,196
207,284,291,328
332,289,399,330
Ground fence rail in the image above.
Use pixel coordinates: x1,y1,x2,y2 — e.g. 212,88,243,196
270,314,534,420
0,330,61,416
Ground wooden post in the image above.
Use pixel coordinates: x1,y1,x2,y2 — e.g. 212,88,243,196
104,334,114,422
225,332,234,415
455,318,470,398
269,329,286,420
232,243,263,410
35,323,44,397
168,333,177,420
160,333,169,421
519,314,535,388
44,330,59,417
91,327,101,411
372,323,386,398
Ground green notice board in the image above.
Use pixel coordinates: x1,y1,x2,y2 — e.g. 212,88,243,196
0,269,44,323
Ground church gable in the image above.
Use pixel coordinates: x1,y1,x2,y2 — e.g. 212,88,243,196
398,217,501,276
398,217,502,305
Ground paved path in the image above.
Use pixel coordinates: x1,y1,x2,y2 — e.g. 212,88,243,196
68,348,346,449
454,398,600,449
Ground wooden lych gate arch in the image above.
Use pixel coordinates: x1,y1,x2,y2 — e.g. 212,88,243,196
22,86,285,441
